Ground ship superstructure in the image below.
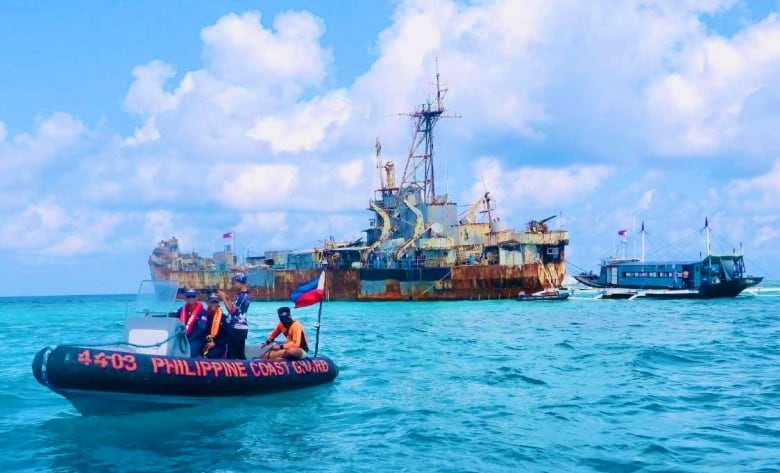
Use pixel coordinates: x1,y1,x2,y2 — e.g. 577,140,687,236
149,69,569,300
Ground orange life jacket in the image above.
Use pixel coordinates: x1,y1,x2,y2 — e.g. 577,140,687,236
178,303,205,336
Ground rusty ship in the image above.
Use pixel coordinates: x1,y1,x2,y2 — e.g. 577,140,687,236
149,71,569,300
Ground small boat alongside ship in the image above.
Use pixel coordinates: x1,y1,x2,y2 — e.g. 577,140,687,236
516,287,571,301
148,70,569,301
31,281,338,415
574,222,763,299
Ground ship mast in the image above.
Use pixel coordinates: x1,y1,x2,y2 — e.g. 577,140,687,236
400,61,458,204
375,137,386,190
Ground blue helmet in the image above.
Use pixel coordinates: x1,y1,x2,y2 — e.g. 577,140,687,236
233,272,247,284
184,289,198,298
207,293,221,303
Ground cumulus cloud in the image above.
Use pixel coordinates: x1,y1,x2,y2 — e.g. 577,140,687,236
472,156,613,209
4,0,780,291
201,11,330,90
730,161,780,207
644,13,780,156
0,113,87,194
207,163,298,209
0,202,122,256
124,60,179,117
246,89,351,153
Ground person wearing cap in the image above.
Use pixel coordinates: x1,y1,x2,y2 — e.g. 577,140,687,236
177,289,204,330
177,289,209,356
218,272,251,359
202,293,227,358
264,307,309,360
195,293,227,358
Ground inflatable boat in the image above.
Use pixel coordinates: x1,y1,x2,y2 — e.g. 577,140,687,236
31,281,339,415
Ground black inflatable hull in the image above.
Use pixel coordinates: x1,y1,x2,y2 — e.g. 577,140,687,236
32,345,339,415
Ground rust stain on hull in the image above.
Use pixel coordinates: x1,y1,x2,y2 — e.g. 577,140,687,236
159,262,563,301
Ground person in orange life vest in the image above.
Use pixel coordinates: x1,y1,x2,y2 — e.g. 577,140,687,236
218,272,251,359
194,293,227,359
178,288,204,327
264,306,309,360
178,289,208,357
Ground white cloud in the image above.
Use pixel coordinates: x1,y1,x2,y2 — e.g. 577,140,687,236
123,117,161,146
335,159,366,188
144,210,177,239
637,190,655,211
124,60,179,117
755,225,778,245
5,0,780,291
730,161,780,207
207,164,298,209
201,11,330,90
0,113,86,192
644,13,780,156
472,157,614,209
246,89,351,153
0,203,122,256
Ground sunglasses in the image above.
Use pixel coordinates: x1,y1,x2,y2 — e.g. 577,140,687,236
186,295,197,299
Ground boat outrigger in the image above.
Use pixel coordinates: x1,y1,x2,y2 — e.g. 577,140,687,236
31,281,339,415
574,221,763,299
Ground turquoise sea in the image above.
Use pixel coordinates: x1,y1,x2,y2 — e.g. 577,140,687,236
2,284,780,472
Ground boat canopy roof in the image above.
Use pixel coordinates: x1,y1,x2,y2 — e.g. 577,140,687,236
607,259,700,267
606,254,744,267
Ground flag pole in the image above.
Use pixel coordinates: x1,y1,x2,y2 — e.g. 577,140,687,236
314,297,323,357
313,269,326,357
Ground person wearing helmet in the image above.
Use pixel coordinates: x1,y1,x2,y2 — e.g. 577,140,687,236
264,306,309,360
218,272,251,359
189,293,226,358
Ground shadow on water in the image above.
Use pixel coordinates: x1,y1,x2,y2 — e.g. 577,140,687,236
482,366,548,387
23,386,336,473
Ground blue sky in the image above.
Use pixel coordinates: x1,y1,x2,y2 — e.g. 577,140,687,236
2,0,779,296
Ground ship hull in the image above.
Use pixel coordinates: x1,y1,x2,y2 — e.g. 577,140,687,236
596,277,763,299
151,264,558,301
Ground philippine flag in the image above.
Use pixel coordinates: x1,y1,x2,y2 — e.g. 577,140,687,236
617,229,628,237
290,272,325,308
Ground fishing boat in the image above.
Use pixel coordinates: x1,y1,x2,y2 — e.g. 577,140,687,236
573,221,763,299
31,281,338,415
516,288,571,301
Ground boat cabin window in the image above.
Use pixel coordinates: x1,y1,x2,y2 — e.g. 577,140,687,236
721,259,736,280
